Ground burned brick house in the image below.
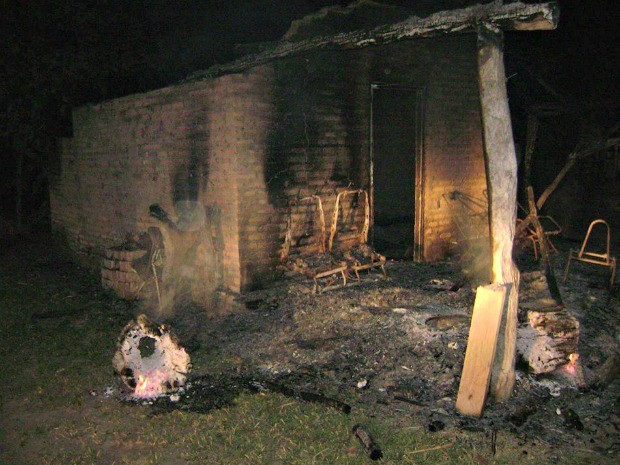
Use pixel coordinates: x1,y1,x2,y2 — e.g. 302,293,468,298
49,1,558,309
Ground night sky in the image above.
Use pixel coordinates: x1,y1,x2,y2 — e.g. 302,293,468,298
1,0,618,226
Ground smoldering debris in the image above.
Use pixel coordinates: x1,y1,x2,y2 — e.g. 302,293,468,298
105,239,618,459
113,314,191,399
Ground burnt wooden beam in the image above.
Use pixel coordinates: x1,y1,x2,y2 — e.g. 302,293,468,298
536,134,620,211
183,2,558,82
475,22,520,404
352,424,383,461
516,130,620,239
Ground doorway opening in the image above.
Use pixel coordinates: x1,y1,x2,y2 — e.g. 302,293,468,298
370,84,424,260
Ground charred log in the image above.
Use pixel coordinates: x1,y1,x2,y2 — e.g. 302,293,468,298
352,424,383,461
517,268,579,375
517,305,579,374
590,353,620,390
250,380,351,414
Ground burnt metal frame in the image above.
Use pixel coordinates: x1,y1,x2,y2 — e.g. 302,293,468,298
563,218,617,289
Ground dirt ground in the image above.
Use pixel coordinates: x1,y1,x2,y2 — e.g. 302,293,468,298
159,238,619,460
1,235,618,464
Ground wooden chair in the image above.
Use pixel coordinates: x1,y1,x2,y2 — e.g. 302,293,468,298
562,219,617,289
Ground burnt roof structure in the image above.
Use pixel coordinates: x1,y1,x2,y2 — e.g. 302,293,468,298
184,1,558,82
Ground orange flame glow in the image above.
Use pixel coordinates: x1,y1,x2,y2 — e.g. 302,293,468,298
564,353,579,376
133,369,169,399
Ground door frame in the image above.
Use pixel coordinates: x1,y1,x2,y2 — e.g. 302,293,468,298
369,83,425,261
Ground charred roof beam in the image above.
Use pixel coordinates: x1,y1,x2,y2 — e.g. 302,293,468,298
183,1,559,82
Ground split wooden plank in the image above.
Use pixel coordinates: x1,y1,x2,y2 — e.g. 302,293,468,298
456,284,507,417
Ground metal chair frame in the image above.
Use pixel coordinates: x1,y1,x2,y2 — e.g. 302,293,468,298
562,219,617,289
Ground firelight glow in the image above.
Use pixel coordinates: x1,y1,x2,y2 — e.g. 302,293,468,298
133,369,170,399
565,353,579,376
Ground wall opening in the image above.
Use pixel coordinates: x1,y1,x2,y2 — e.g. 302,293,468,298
370,84,424,260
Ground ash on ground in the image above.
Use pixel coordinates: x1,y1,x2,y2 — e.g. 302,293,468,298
162,239,619,459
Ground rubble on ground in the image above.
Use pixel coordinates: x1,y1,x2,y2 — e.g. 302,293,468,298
142,239,619,457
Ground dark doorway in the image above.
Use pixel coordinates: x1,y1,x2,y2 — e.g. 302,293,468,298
371,85,423,259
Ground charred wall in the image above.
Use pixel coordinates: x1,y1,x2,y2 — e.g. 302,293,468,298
50,33,488,299
237,34,488,288
50,71,275,298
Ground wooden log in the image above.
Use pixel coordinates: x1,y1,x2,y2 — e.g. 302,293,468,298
590,353,620,389
517,306,579,374
475,23,520,403
352,424,383,461
516,268,572,374
113,314,190,398
456,284,507,417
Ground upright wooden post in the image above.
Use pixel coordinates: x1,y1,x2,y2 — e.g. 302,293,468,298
476,22,520,403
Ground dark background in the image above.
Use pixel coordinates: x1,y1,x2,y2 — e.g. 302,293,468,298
1,0,618,235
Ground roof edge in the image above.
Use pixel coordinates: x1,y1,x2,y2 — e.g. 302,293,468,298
180,1,558,83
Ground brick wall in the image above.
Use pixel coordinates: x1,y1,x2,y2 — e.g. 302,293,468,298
50,71,275,296
51,33,488,299
236,34,488,288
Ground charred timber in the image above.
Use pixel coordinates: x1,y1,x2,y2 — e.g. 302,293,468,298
352,424,383,461
184,2,558,82
590,353,620,390
250,380,351,414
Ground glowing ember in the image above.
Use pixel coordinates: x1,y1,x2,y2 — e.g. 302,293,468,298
113,315,191,400
564,353,580,376
134,369,170,399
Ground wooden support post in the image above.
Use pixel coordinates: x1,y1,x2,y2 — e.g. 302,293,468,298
475,23,520,403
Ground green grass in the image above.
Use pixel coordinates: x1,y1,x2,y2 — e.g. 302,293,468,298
0,236,612,464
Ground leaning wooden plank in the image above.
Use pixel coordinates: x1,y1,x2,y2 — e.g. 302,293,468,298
456,284,507,417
